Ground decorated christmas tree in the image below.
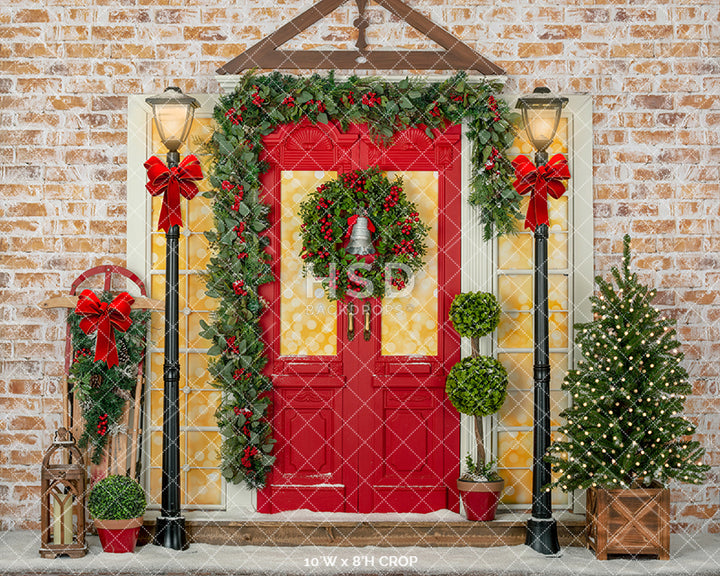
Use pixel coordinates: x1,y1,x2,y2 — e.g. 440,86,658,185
547,235,708,491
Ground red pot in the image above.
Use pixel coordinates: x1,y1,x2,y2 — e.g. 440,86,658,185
93,517,143,553
457,478,504,521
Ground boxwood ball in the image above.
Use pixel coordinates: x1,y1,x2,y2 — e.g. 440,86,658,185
446,355,508,417
449,292,501,339
88,475,147,520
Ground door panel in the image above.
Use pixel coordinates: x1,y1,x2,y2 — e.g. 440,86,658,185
258,121,461,513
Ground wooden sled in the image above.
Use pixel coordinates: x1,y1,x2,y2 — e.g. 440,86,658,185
40,265,162,480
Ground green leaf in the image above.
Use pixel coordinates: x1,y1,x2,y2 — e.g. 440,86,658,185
297,91,313,104
236,202,250,217
214,133,236,156
221,230,237,244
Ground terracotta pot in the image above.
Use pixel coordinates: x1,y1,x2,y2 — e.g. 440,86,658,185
457,478,504,521
93,517,143,553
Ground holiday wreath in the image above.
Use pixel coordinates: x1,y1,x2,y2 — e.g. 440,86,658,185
68,290,150,464
203,71,520,488
299,167,429,301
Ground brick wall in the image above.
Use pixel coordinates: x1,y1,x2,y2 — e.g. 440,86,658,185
0,0,718,533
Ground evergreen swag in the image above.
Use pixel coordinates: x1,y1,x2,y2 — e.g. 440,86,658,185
299,167,429,301
546,236,708,492
202,71,520,488
68,292,150,464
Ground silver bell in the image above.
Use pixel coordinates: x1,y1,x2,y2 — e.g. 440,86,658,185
346,216,375,255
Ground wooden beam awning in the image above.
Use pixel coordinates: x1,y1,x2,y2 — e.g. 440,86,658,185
217,0,505,76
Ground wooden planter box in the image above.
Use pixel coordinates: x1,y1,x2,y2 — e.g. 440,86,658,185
586,485,670,560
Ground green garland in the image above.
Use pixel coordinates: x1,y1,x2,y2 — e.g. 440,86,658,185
299,167,429,301
68,292,150,464
203,71,519,488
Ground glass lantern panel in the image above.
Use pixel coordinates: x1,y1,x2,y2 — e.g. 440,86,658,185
153,102,193,148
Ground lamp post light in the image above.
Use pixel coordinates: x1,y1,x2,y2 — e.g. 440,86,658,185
515,87,568,556
145,86,199,551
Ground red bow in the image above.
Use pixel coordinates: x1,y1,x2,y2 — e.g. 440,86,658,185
345,214,376,238
512,153,571,231
144,155,204,232
75,290,134,368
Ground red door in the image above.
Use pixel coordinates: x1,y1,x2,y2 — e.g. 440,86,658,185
258,121,462,513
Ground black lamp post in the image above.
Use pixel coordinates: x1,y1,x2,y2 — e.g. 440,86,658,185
145,86,199,551
516,87,567,556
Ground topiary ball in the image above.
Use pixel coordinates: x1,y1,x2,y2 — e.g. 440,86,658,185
449,292,501,339
88,475,147,520
446,355,508,417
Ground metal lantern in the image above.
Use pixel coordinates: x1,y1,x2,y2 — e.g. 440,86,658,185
39,428,87,558
145,87,199,155
516,87,568,156
346,215,375,255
